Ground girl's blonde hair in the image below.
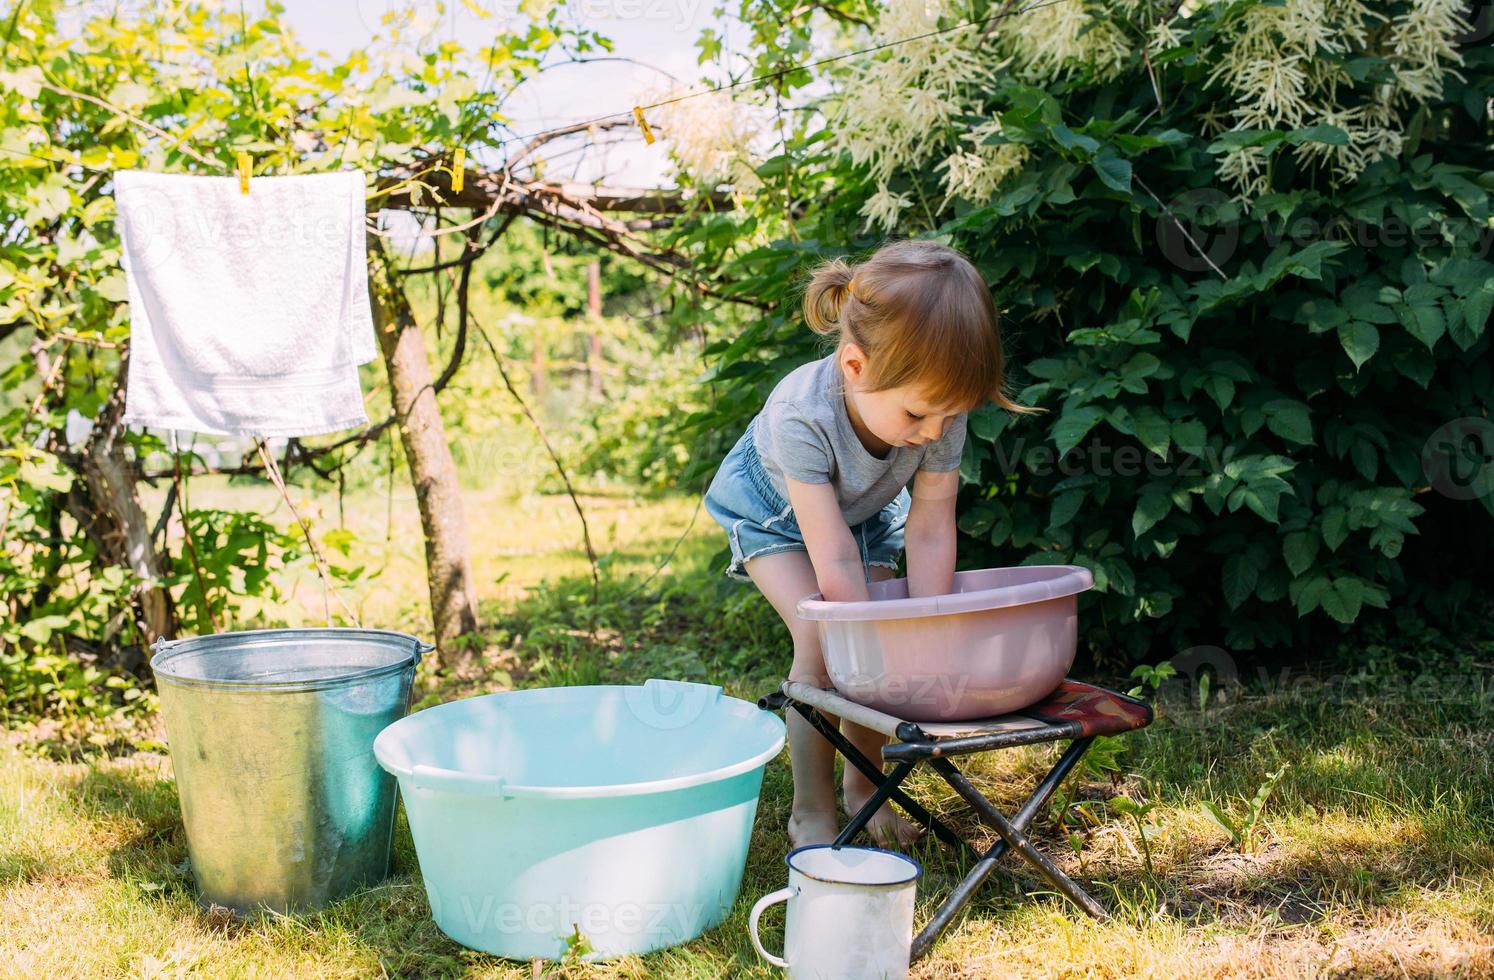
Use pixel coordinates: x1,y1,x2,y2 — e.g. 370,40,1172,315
801,239,1038,415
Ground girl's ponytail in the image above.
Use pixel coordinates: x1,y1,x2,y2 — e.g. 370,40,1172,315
801,256,855,337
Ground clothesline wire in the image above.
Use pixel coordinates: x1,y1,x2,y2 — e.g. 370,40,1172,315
0,0,1072,179
487,0,1070,148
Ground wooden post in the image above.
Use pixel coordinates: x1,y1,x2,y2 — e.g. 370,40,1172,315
368,239,480,666
530,336,546,400
586,260,603,398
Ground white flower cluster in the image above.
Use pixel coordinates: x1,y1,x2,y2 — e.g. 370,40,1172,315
995,0,1133,82
1209,0,1470,197
828,0,997,230
646,83,766,198
680,0,1475,231
934,120,1031,209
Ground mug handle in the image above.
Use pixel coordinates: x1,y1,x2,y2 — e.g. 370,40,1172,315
749,886,796,969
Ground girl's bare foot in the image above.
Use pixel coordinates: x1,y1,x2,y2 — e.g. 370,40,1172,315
788,808,840,849
843,784,924,849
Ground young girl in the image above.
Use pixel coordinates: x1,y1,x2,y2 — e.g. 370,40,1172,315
704,238,1033,847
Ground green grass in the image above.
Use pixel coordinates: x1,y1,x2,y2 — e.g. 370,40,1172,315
4,485,1493,977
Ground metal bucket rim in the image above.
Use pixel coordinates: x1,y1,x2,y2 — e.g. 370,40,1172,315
150,626,430,694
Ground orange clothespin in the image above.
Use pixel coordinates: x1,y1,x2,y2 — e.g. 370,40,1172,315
236,151,251,194
450,147,465,193
632,105,655,145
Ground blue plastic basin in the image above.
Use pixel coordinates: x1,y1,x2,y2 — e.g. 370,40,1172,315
373,679,786,960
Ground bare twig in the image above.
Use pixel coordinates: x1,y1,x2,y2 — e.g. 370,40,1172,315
474,325,601,609
171,442,221,633
1134,174,1230,281
255,439,359,626
619,493,706,601
804,0,872,29
38,81,218,170
506,118,634,174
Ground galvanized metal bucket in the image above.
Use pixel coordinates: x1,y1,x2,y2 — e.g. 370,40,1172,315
151,627,430,914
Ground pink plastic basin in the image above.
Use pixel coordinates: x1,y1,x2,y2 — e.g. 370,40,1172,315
796,565,1094,722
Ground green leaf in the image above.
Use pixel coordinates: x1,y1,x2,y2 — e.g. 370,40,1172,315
1391,346,1435,388
17,453,74,493
1049,489,1086,530
958,505,996,537
1199,801,1242,846
1203,375,1235,410
323,528,357,556
1342,283,1396,324
1397,285,1446,348
1171,420,1207,456
1321,505,1349,551
1291,573,1331,615
95,272,129,303
1286,124,1350,146
1263,399,1313,445
1209,129,1287,151
1459,284,1493,344
20,615,70,644
1053,406,1105,456
968,404,1010,442
0,66,45,99
1132,406,1171,457
1132,485,1172,538
1283,530,1319,577
1351,440,1378,481
1320,576,1366,623
1337,321,1379,369
1092,153,1132,194
1051,124,1100,155
1222,552,1260,609
1247,764,1290,824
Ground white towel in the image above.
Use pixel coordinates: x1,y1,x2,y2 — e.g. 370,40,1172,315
114,169,377,438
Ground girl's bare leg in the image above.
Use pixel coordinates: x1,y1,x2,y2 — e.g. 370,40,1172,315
744,550,840,847
839,564,924,847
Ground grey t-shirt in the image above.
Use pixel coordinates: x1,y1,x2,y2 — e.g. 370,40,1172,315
752,354,967,526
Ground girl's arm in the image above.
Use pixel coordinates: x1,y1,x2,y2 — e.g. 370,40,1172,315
786,477,870,602
905,468,959,598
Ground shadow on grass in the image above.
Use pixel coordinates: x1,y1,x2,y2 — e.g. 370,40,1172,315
16,564,1486,976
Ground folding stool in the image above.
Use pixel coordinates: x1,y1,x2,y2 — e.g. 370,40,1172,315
758,679,1153,959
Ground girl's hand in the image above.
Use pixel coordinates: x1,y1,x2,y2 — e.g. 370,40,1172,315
785,477,869,602
905,468,958,598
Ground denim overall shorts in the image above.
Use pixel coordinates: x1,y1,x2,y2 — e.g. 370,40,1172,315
704,417,910,583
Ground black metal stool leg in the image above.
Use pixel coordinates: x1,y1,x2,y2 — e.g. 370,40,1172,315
764,684,1149,962
793,704,971,854
930,756,1109,920
833,761,913,847
909,736,1097,960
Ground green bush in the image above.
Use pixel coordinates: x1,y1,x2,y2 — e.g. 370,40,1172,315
681,0,1494,659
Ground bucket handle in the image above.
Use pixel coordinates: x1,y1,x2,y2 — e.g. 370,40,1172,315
749,885,796,969
410,763,510,798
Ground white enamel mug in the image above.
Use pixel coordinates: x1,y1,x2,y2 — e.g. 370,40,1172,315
749,844,922,980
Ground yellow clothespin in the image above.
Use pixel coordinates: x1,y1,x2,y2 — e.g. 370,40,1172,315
450,147,465,193
632,105,655,145
236,151,251,194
